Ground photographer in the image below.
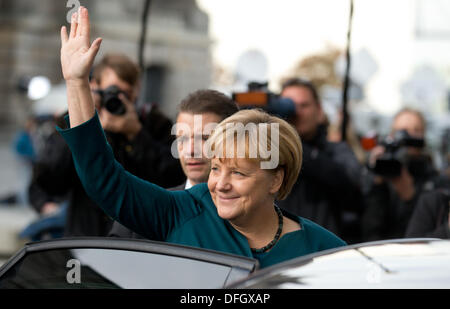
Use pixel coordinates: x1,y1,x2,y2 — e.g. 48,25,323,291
29,53,184,237
362,108,441,241
277,78,364,243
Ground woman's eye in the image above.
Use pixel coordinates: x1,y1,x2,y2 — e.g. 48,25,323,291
233,171,244,176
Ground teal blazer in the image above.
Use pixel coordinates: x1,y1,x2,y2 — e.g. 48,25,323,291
57,113,346,268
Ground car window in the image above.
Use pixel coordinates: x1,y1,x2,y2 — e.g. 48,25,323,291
0,248,233,289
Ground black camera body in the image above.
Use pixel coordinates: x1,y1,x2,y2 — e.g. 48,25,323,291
371,130,426,178
232,82,296,119
95,85,127,115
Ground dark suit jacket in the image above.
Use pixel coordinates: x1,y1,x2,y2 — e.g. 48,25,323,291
108,181,187,239
405,190,450,239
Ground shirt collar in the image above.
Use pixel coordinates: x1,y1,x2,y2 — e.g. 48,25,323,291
185,179,193,190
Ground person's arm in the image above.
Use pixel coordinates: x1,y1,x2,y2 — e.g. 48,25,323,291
28,132,75,213
28,179,54,214
405,192,450,239
57,98,199,240
301,142,363,213
301,142,361,194
361,183,390,241
58,7,199,240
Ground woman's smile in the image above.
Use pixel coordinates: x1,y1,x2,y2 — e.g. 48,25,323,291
208,157,281,222
216,194,240,204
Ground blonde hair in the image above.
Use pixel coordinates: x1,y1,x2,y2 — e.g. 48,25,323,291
207,109,302,200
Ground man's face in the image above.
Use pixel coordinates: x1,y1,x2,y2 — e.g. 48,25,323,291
94,67,137,109
392,112,425,139
281,86,322,140
176,112,222,185
392,112,425,156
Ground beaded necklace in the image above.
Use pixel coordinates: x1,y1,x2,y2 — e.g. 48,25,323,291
250,205,284,254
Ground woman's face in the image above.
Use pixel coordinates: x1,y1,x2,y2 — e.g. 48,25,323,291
208,157,283,222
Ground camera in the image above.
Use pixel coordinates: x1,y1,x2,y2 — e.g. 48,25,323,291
370,130,426,178
95,85,127,115
232,82,296,119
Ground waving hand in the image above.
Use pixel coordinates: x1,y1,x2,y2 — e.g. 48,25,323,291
60,6,101,128
61,6,102,82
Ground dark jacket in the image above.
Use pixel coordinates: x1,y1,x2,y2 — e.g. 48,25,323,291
405,189,450,239
108,182,187,239
29,105,185,237
277,125,364,243
361,158,442,242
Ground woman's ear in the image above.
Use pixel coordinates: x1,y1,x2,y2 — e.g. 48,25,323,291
269,168,284,195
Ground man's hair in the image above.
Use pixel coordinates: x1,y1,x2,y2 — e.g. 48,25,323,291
178,89,239,121
92,53,140,87
281,77,320,105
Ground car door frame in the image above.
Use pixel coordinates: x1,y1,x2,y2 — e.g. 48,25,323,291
0,237,259,288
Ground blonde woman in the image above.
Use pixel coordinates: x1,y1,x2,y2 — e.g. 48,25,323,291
58,7,345,268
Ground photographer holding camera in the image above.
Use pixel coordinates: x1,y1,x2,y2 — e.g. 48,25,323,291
277,78,364,243
362,108,442,241
28,53,185,237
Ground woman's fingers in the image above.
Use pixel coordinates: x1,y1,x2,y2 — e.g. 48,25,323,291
80,7,90,38
61,26,68,45
87,37,102,61
118,93,134,110
69,12,78,38
76,6,83,37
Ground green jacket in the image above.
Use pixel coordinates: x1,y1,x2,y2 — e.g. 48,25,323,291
57,113,346,268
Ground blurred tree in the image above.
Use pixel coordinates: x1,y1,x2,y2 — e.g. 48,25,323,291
282,46,343,92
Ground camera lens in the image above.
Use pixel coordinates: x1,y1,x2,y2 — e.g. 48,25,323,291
101,85,126,115
105,96,126,115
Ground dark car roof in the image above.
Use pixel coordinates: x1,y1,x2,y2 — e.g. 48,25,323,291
0,237,258,278
228,238,450,289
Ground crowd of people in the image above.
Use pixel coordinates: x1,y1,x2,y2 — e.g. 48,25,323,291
3,7,449,267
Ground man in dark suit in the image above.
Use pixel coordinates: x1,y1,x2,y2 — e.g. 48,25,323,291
108,89,239,238
277,78,363,244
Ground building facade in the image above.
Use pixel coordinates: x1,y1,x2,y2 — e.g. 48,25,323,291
0,0,212,138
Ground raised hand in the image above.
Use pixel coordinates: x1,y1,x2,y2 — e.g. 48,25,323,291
60,6,102,82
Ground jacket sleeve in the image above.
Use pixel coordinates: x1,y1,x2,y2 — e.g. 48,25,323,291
361,183,390,241
28,132,75,213
56,112,199,240
301,142,363,212
405,191,450,239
